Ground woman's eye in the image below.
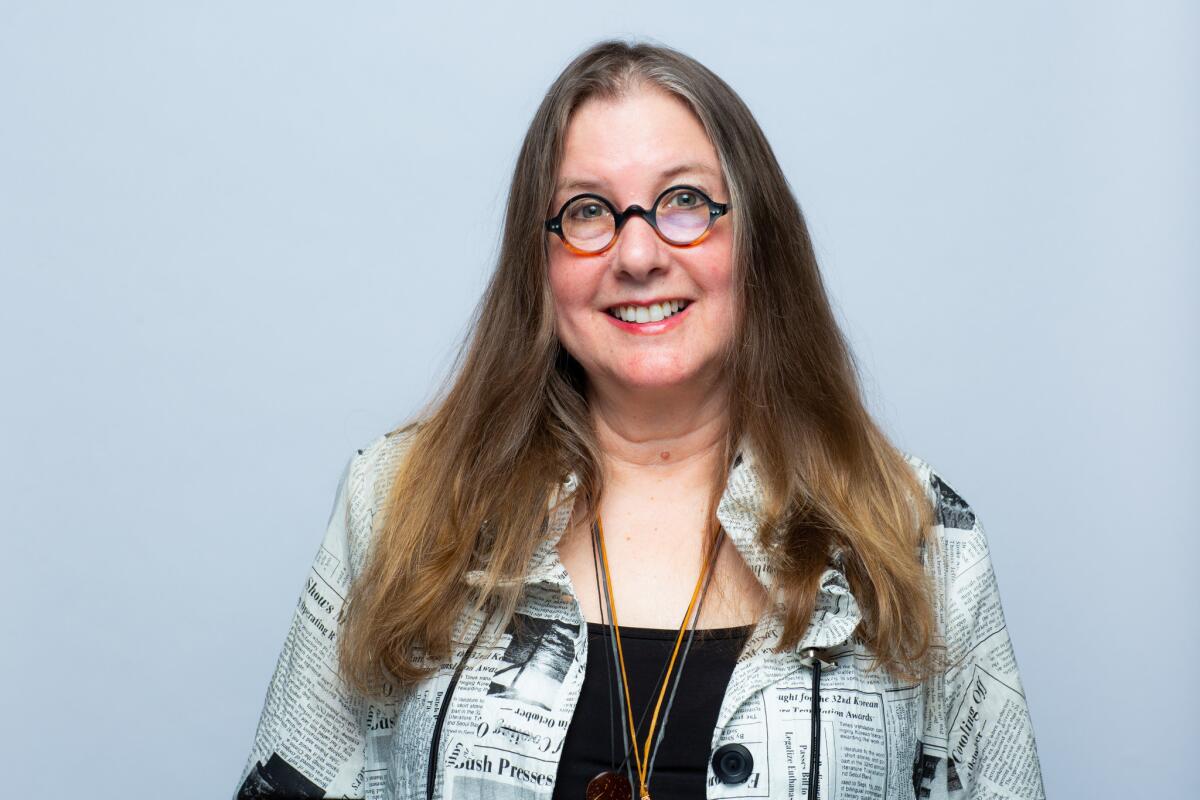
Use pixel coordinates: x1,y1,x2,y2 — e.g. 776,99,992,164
667,191,702,208
570,203,607,219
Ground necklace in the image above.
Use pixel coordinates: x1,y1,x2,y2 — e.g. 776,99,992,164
584,514,724,800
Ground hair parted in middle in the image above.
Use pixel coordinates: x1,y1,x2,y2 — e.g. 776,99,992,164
338,37,939,696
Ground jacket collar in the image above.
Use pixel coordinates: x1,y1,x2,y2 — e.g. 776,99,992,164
465,438,863,652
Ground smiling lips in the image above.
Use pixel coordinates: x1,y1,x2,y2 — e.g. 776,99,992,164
605,299,691,324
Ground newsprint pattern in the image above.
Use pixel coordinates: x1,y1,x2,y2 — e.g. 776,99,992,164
235,431,1045,799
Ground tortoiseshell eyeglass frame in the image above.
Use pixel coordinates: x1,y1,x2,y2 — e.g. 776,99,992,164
544,184,731,256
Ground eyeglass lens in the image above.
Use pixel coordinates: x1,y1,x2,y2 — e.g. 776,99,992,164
561,188,712,252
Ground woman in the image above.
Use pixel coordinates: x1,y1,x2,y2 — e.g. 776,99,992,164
235,40,1044,800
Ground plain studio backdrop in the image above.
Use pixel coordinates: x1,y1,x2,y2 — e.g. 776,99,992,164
2,2,1195,798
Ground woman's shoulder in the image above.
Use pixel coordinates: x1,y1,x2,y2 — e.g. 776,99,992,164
354,424,420,486
342,424,421,576
897,453,1008,618
899,450,985,535
897,450,998,586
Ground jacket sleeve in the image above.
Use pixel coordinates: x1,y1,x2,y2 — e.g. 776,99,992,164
920,469,1046,800
233,451,374,800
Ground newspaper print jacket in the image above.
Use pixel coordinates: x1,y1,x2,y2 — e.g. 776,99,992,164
235,430,1046,800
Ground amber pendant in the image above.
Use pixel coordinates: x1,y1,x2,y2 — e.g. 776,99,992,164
585,770,632,800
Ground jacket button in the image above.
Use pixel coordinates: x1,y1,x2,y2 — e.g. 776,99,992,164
711,743,753,784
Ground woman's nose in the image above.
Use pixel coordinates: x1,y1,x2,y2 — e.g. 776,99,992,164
611,214,670,280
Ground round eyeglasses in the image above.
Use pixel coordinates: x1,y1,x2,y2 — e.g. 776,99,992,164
545,184,731,256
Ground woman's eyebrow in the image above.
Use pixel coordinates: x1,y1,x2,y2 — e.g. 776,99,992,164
657,162,719,185
555,162,719,195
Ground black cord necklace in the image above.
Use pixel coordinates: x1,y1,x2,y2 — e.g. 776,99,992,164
588,523,622,784
587,527,689,787
584,519,724,800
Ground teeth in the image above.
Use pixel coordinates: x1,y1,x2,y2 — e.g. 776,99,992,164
610,300,689,323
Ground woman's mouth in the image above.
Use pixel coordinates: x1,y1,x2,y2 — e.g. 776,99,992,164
604,299,691,324
601,299,693,335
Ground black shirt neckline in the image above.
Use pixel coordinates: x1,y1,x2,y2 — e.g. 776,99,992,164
585,620,755,641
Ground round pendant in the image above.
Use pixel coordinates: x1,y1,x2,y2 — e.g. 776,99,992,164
585,769,632,800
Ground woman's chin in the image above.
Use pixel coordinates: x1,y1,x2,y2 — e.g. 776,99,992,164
606,367,714,395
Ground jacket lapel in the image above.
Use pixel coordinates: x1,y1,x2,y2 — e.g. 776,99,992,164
463,442,865,735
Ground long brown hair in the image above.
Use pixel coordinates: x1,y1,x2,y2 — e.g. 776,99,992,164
339,38,938,695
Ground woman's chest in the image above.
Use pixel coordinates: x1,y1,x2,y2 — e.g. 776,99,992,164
551,623,752,800
384,597,926,800
555,505,767,630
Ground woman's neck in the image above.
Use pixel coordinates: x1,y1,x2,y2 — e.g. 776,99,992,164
587,379,730,492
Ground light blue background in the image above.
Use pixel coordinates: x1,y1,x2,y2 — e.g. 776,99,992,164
2,2,1195,798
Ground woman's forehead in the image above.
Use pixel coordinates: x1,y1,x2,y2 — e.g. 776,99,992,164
555,88,724,198
555,162,722,197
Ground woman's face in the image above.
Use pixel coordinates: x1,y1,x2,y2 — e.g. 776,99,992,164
547,85,736,400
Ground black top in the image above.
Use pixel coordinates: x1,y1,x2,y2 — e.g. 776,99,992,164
552,621,753,800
